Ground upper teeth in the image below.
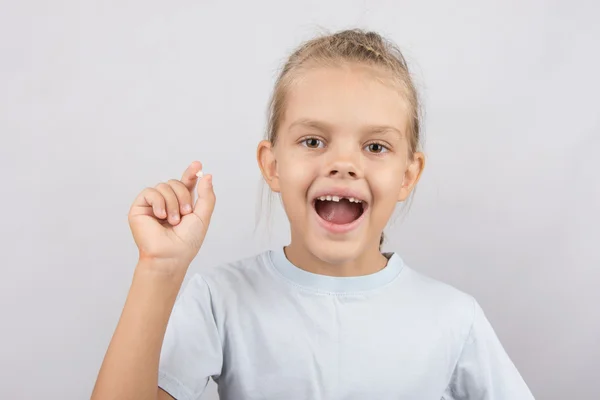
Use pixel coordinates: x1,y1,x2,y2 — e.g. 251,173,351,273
317,195,362,203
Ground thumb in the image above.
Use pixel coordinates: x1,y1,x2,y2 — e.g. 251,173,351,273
192,174,216,229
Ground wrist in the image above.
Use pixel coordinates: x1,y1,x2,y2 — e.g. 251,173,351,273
135,257,190,282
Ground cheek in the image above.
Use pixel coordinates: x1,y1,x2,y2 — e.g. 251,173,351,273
277,159,316,224
370,168,404,205
277,154,316,194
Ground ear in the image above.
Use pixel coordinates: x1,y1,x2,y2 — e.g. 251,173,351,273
398,151,425,202
257,140,281,193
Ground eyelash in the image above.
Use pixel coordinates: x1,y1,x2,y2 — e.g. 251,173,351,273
301,137,325,149
300,137,390,154
364,141,389,154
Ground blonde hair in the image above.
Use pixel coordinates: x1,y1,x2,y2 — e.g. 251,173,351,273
262,29,423,250
267,28,422,157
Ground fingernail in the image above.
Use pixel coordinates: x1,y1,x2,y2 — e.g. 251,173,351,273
182,204,192,213
171,213,180,221
159,209,166,218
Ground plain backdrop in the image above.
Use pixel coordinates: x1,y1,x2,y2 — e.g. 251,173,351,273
1,0,599,399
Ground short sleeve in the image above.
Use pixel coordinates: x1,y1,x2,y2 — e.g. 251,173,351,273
158,274,223,400
442,300,535,400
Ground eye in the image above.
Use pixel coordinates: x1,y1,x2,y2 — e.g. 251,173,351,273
365,142,388,154
301,137,325,149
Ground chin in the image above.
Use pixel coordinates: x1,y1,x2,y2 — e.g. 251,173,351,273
306,236,367,265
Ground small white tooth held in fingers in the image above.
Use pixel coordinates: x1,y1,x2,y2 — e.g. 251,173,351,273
196,170,204,179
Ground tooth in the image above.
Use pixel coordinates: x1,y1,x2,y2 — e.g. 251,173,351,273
332,196,340,202
326,195,332,201
349,197,355,202
318,196,324,201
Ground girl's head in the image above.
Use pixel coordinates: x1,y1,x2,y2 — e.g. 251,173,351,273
258,29,425,265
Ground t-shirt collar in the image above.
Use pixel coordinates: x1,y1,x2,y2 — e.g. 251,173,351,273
268,246,404,294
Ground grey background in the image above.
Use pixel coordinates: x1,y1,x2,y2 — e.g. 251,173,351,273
1,1,598,399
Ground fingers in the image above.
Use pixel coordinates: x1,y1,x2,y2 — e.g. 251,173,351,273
132,188,167,219
193,173,216,227
155,183,182,225
168,179,193,215
154,178,196,225
130,162,211,230
180,161,203,192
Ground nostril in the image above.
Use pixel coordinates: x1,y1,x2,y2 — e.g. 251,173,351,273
329,169,358,177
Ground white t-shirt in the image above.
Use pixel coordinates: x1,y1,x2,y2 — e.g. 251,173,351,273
158,248,534,399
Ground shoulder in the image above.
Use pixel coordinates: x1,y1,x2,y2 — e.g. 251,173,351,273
401,265,475,305
201,250,273,281
396,262,478,329
187,250,277,297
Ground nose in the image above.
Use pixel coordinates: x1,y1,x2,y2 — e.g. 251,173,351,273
329,163,358,179
327,150,363,179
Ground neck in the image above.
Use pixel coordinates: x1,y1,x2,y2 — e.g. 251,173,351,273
284,238,388,277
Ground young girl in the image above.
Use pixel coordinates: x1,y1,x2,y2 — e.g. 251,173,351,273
92,30,534,400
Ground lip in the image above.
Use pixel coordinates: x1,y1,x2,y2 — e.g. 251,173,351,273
311,187,368,203
311,187,369,234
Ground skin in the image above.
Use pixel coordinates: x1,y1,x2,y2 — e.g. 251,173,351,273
258,63,425,277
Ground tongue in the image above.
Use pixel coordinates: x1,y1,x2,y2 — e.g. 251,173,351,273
315,200,362,225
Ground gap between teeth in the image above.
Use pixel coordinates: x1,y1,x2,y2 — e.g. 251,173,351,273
318,195,362,203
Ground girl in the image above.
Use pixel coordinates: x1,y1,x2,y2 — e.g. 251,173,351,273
92,29,534,399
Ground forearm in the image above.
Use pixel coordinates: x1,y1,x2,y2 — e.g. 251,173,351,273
91,260,187,400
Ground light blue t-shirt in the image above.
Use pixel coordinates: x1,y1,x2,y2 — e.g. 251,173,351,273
158,248,534,399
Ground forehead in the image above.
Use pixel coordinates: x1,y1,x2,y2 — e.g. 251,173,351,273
281,64,409,135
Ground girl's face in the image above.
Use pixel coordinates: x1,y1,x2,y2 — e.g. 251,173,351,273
259,64,424,265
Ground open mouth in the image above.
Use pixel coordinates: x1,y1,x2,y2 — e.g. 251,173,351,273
313,195,367,225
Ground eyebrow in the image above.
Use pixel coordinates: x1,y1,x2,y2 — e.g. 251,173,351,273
364,124,404,138
288,118,404,137
288,118,333,133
